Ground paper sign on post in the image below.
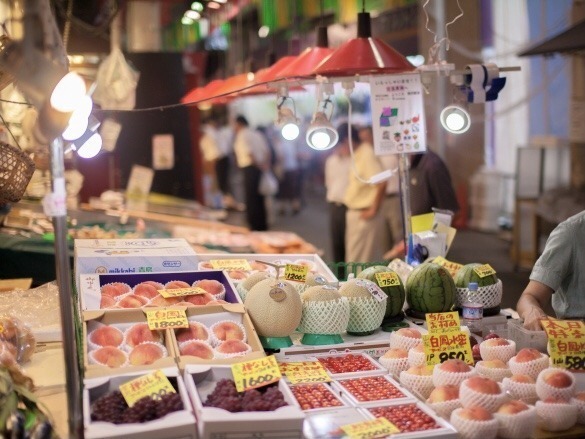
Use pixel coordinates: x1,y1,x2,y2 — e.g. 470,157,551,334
284,263,308,283
210,259,252,271
542,319,585,370
374,271,401,288
158,287,208,298
473,264,497,278
119,370,176,407
341,417,400,439
426,311,461,334
285,361,331,384
422,330,474,367
231,355,282,392
145,308,189,330
432,256,463,278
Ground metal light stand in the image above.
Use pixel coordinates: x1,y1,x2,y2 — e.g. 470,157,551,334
398,153,412,263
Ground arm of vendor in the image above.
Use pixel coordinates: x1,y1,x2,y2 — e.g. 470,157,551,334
516,210,585,330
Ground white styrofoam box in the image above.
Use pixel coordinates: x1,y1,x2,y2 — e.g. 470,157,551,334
332,374,418,407
310,352,387,380
287,382,351,412
83,366,197,439
74,238,198,290
362,401,458,439
303,407,370,439
79,270,242,311
183,364,305,438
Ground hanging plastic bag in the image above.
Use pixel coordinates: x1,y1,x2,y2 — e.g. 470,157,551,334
258,170,279,196
93,47,140,110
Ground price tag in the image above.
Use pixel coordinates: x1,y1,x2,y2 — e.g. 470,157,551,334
425,311,461,334
473,263,497,278
145,308,189,330
158,287,208,298
432,256,464,278
119,370,176,408
284,264,308,283
422,330,474,367
387,258,414,284
542,319,585,369
356,279,386,303
209,259,252,271
341,417,400,439
285,361,331,384
374,271,401,287
231,355,282,392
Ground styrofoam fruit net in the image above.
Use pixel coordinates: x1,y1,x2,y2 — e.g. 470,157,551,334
479,339,516,363
346,296,386,333
379,356,410,377
475,361,513,382
209,320,247,346
455,279,503,308
408,346,426,367
570,396,585,424
460,378,507,412
428,399,462,420
298,298,350,335
432,365,476,387
450,408,499,439
493,404,537,439
535,367,575,401
501,378,538,405
389,331,422,351
508,354,550,380
213,340,253,359
535,400,578,432
87,323,124,350
399,369,435,399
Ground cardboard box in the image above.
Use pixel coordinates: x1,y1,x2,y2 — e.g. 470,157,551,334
175,304,266,369
83,309,177,378
79,270,242,311
83,366,197,439
184,364,305,438
74,238,198,290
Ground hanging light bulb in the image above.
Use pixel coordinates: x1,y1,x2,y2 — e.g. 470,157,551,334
50,72,87,112
276,93,300,141
69,116,102,158
306,111,338,150
440,105,471,134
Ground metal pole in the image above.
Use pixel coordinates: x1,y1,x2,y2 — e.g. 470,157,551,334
398,153,412,262
49,137,84,439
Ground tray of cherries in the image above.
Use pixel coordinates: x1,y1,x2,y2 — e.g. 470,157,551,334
332,375,418,407
312,353,387,379
289,382,349,411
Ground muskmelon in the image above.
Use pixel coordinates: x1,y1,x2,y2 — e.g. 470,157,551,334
454,263,498,288
406,263,456,313
357,265,405,318
293,271,331,294
298,285,350,335
338,278,386,334
245,279,302,337
236,271,274,302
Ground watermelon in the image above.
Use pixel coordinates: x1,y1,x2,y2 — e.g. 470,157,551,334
406,262,456,313
454,263,498,288
357,265,405,318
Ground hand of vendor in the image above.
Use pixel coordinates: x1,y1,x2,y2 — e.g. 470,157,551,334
517,280,554,331
521,305,550,331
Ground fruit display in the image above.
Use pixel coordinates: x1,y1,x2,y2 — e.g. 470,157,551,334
378,348,410,376
405,263,456,314
298,285,350,344
459,376,506,412
290,383,345,410
367,403,443,433
202,378,288,412
389,327,422,351
453,263,502,309
479,337,516,363
338,278,386,335
236,271,274,302
315,353,384,376
336,376,410,403
450,405,499,439
357,265,406,319
454,263,498,288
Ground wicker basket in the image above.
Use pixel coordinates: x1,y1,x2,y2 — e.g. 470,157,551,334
0,142,35,204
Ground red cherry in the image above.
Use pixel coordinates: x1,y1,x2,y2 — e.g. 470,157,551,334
484,332,501,340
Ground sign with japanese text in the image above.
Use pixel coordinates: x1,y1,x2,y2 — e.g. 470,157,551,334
284,263,308,283
422,330,474,367
387,258,414,284
355,279,386,303
284,361,331,384
542,319,585,369
231,355,282,392
341,417,400,439
158,286,208,298
473,264,497,278
119,370,176,407
145,308,189,330
209,259,252,271
432,256,464,278
370,73,427,156
426,311,461,334
374,271,401,288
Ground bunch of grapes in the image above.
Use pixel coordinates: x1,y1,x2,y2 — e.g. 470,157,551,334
91,390,183,424
203,379,288,412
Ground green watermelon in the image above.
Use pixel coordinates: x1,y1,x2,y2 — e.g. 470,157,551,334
357,265,405,318
454,263,498,288
406,262,456,313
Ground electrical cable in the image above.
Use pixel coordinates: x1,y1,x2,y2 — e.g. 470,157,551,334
0,112,23,150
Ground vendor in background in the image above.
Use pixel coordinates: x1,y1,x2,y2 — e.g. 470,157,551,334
516,210,585,330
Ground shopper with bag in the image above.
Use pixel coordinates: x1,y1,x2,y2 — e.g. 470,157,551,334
233,115,271,231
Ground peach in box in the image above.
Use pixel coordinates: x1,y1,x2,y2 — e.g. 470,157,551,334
428,384,459,403
128,342,166,366
496,399,529,415
184,293,215,306
193,279,225,297
458,406,493,421
117,294,148,309
90,346,128,368
133,282,161,299
215,340,250,355
180,340,214,360
210,321,246,343
176,322,210,344
88,325,124,348
124,323,163,348
450,406,499,439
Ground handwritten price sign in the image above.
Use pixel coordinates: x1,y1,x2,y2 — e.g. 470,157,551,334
231,355,282,392
119,370,176,407
374,271,401,288
425,311,461,334
473,264,497,278
284,361,331,384
145,308,189,330
422,330,474,367
542,319,585,369
341,417,399,439
432,256,464,278
209,259,252,271
158,286,208,298
284,264,308,283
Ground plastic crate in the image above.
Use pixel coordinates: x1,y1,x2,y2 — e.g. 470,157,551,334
507,319,548,352
481,314,510,339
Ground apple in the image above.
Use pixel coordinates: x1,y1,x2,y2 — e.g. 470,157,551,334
439,359,472,373
509,374,536,384
482,338,510,347
465,376,501,395
405,365,433,376
382,348,408,359
480,359,507,369
472,344,481,359
541,369,573,388
428,384,459,403
483,332,501,340
496,399,529,415
515,348,542,363
457,405,493,421
395,328,421,339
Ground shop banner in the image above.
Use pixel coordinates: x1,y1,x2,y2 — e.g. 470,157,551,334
369,73,426,156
